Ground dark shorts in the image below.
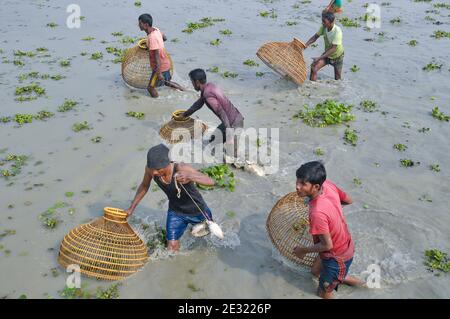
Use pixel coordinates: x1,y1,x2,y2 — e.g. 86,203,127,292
214,117,245,143
166,208,213,241
150,70,172,88
319,257,353,293
325,53,344,73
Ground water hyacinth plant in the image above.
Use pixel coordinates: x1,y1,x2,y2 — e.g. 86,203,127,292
293,99,355,127
198,164,235,191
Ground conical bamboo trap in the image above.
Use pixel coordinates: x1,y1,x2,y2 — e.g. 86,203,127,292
266,192,318,268
58,207,149,281
256,38,308,85
121,38,173,89
159,110,208,144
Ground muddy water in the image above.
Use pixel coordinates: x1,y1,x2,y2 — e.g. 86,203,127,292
1,0,449,298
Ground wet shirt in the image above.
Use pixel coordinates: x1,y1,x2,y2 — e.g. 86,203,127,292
317,24,344,59
147,28,171,72
184,83,244,129
308,180,354,261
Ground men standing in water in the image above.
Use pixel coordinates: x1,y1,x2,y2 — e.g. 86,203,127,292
138,14,184,98
182,69,244,158
125,144,215,251
293,161,363,299
304,12,344,81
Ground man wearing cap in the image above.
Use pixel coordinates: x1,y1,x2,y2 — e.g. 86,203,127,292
125,144,215,251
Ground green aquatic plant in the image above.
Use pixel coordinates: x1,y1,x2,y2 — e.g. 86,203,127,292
126,111,145,120
65,192,74,198
343,129,358,146
14,114,34,125
81,36,95,41
210,39,221,46
314,148,324,156
111,31,123,37
431,106,450,121
72,121,91,132
293,99,355,127
359,100,378,112
0,229,16,239
431,30,450,39
390,17,401,24
39,202,68,229
90,52,103,60
15,84,45,101
256,72,265,77
146,223,167,250
259,11,270,18
170,38,179,43
393,144,408,152
286,21,298,26
350,65,360,72
353,178,362,186
222,71,238,78
407,39,418,46
434,3,450,9
418,127,431,133
14,50,36,58
58,100,78,112
59,284,92,299
120,36,139,45
91,136,102,143
243,59,259,67
1,116,11,123
36,47,49,53
187,283,201,292
208,66,220,73
182,17,225,33
96,283,121,299
46,22,58,28
199,164,235,191
430,164,441,172
423,62,442,71
35,110,54,120
226,211,236,218
400,159,420,167
424,249,450,274
134,1,142,7
339,17,360,28
219,29,233,35
13,60,25,67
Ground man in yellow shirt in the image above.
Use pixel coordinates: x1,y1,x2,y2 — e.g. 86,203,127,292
304,12,344,81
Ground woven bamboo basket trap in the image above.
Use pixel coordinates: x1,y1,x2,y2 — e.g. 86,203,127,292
256,38,308,85
266,192,318,268
160,110,208,144
121,38,173,89
58,207,149,281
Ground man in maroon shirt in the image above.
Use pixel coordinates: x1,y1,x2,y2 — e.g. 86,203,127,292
183,69,244,155
293,161,363,298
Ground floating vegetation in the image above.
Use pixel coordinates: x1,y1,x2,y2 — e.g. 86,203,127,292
407,39,418,46
170,38,179,43
90,52,103,60
182,17,225,34
15,84,45,101
353,178,362,186
199,164,235,191
393,144,408,152
226,211,236,218
243,59,259,67
390,17,401,24
81,36,95,41
65,192,74,198
59,284,93,299
80,52,88,56
126,111,145,120
400,159,420,167
339,17,360,28
146,223,167,250
343,129,358,146
219,29,233,35
222,71,238,78
431,30,450,39
423,62,442,71
36,47,49,53
39,201,67,229
207,66,220,73
293,99,355,127
187,283,201,292
35,110,54,120
418,127,431,133
96,283,121,299
359,100,378,112
210,39,221,46
91,136,102,143
105,47,124,58
314,148,324,156
259,9,277,19
134,1,142,7
72,121,91,132
111,32,123,37
424,249,450,275
430,164,441,172
256,72,265,77
58,99,78,112
14,50,36,58
351,65,360,72
46,22,58,28
431,106,450,121
120,36,139,45
286,21,298,26
0,229,16,239
60,60,71,67
14,114,34,125
13,60,25,67
434,3,450,9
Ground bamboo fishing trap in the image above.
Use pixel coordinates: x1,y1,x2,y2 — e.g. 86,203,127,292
159,110,208,144
256,38,308,85
266,192,318,268
58,207,149,281
121,38,173,89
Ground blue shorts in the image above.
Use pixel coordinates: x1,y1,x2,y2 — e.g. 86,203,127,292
150,70,172,88
319,257,353,293
166,208,212,241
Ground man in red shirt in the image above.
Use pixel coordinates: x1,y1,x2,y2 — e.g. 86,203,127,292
293,161,363,298
138,14,184,98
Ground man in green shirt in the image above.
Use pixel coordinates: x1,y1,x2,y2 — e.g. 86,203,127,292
304,12,344,81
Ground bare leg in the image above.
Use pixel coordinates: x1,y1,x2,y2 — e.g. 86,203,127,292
165,80,185,91
167,240,180,252
147,83,159,98
318,287,334,299
311,256,321,278
334,65,342,80
343,275,365,287
310,58,327,81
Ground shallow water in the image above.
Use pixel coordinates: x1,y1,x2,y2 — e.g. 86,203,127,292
1,0,449,298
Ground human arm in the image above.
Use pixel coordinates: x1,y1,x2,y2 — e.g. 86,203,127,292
183,96,205,117
175,163,215,186
293,233,333,259
304,33,320,48
325,0,335,12
125,167,153,216
152,49,164,81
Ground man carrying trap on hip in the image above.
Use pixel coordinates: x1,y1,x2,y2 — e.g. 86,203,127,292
125,144,224,252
